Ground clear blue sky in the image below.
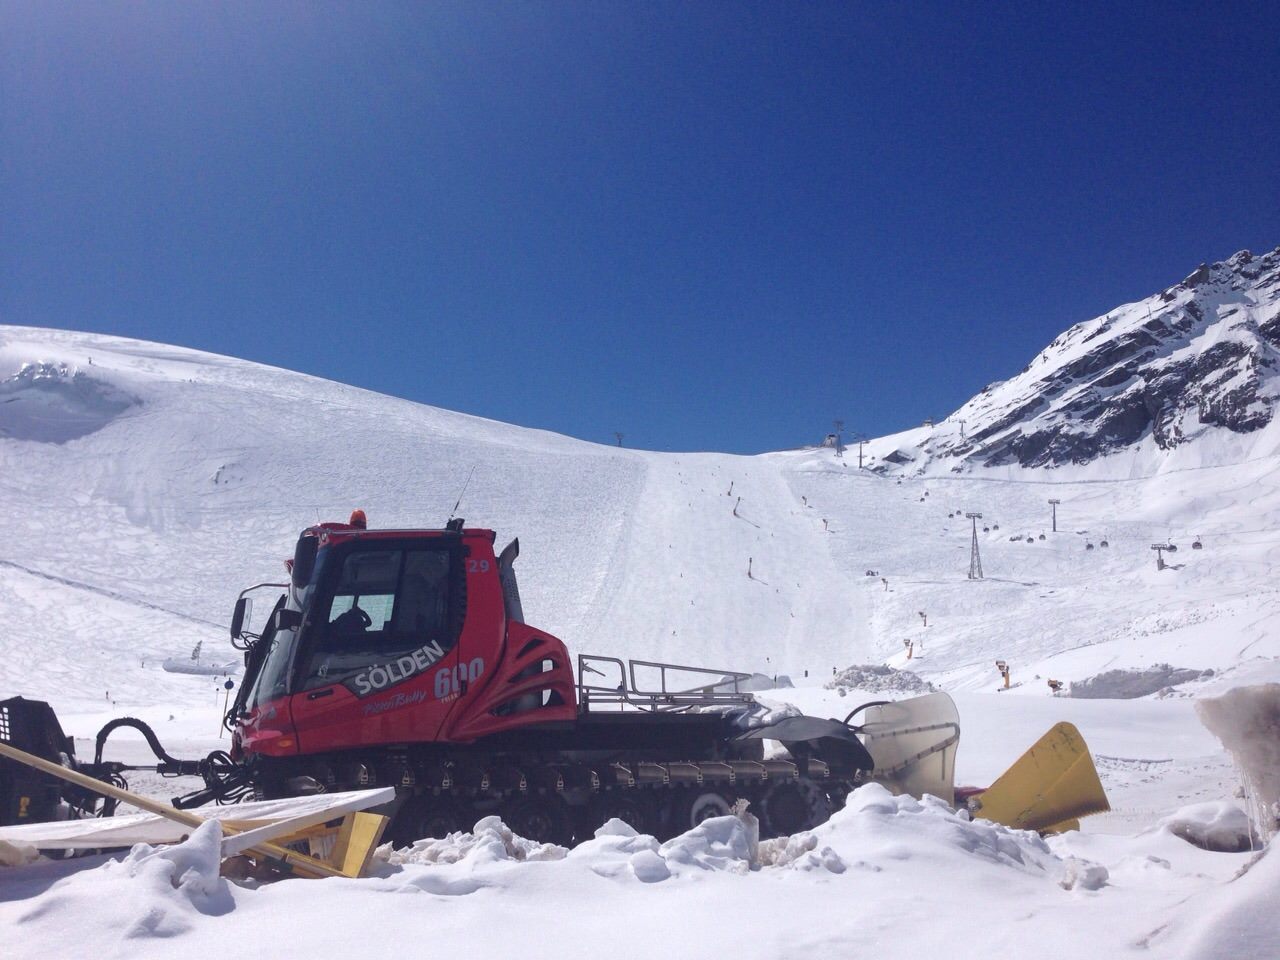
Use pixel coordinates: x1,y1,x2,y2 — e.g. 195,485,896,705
3,3,1276,453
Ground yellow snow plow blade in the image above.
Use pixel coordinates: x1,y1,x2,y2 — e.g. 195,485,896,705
969,722,1109,832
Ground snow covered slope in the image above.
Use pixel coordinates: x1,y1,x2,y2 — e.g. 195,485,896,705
2,310,1279,715
0,326,874,713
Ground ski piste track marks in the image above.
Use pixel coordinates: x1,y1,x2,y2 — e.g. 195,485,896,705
4,323,1280,696
0,559,223,630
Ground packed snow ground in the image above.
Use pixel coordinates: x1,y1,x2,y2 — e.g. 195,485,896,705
1,776,1272,960
2,326,1277,958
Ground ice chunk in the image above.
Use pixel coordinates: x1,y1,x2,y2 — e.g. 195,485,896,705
1161,802,1258,853
757,832,846,873
594,818,639,839
0,838,40,868
628,849,672,883
1058,856,1109,890
1196,684,1280,840
659,815,753,874
390,816,568,866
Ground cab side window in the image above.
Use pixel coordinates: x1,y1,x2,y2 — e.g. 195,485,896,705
327,550,399,634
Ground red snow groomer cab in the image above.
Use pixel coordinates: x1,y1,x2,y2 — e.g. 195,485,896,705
231,516,578,762
211,513,952,846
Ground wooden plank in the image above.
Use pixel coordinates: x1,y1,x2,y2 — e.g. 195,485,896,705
0,739,357,878
332,812,389,877
0,791,393,850
218,787,395,858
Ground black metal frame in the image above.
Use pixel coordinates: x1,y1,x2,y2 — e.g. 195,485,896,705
576,655,756,712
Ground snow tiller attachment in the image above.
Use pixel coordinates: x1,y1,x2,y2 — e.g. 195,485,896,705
0,697,88,827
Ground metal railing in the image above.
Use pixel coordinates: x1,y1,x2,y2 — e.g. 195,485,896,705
576,654,757,712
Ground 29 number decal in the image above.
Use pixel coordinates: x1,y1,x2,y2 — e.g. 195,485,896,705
466,559,490,573
435,658,484,698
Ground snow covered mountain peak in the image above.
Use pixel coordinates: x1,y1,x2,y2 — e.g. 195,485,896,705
900,246,1280,475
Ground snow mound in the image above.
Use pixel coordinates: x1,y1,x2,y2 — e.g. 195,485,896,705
1160,801,1258,853
573,818,673,883
658,814,756,874
389,815,568,866
0,839,39,868
828,784,1061,877
378,788,1080,893
118,819,228,904
385,809,852,887
729,699,803,730
0,362,138,443
6,821,234,946
1069,664,1214,699
827,663,935,695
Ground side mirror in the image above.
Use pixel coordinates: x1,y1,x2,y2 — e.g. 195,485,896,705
292,535,318,588
230,597,252,640
271,608,303,632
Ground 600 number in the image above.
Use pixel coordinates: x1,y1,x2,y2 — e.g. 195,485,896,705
435,658,484,698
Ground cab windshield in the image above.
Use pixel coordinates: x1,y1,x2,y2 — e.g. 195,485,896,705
244,550,331,711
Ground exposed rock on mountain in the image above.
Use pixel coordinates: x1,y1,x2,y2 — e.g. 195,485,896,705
918,247,1280,469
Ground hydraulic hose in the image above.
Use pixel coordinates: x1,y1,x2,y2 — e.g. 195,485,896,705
93,717,202,775
92,717,255,808
842,700,891,729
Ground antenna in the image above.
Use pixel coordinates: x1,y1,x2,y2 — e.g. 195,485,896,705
449,465,477,521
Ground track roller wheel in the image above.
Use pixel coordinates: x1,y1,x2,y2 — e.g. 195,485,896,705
392,793,474,847
757,777,831,838
663,787,736,839
500,794,573,846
